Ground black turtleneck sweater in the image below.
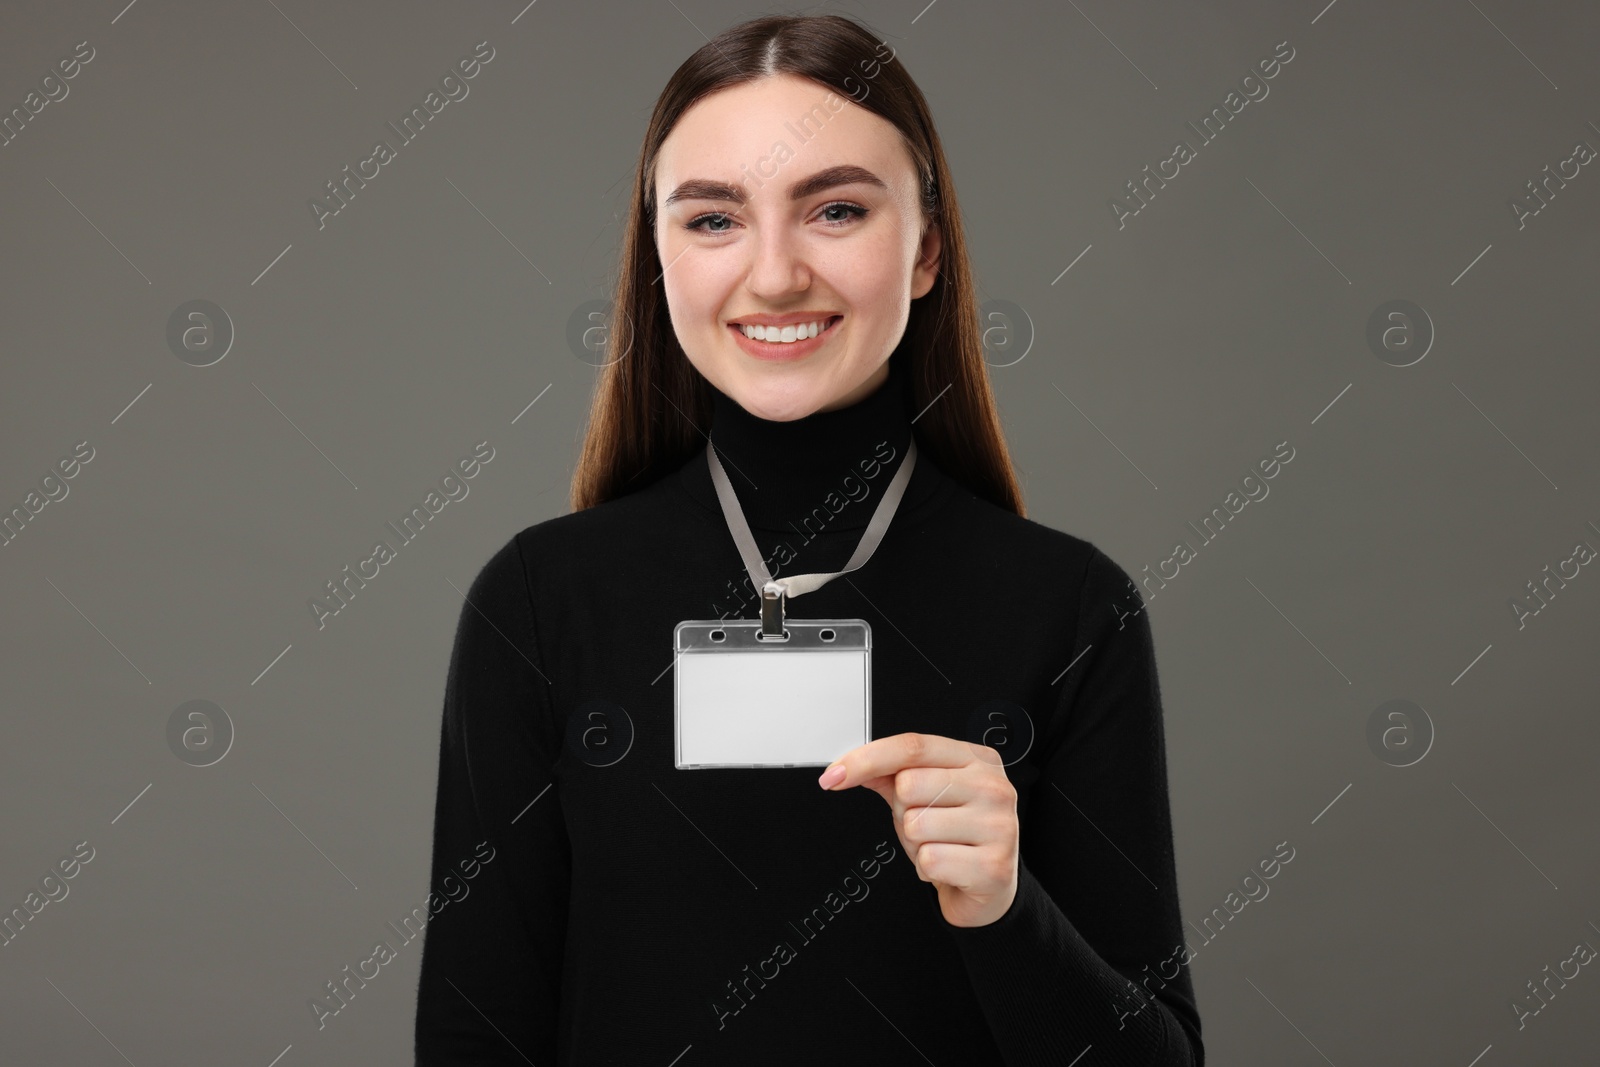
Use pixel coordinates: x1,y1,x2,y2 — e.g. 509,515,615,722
413,355,1204,1065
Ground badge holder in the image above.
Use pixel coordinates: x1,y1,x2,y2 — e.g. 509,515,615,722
673,435,917,770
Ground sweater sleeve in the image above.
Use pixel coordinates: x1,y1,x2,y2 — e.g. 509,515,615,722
938,546,1204,1066
414,533,571,1064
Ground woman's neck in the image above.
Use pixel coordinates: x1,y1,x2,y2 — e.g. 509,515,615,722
705,356,914,533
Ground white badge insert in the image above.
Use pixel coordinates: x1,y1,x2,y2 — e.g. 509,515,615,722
672,434,917,771
675,619,870,769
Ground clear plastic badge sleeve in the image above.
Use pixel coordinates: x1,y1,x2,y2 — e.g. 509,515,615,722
674,619,871,769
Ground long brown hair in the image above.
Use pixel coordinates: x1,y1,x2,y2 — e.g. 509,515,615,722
570,12,1024,518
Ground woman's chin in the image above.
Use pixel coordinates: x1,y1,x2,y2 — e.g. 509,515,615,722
720,369,833,422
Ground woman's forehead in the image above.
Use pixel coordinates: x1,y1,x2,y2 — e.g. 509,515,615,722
656,77,908,195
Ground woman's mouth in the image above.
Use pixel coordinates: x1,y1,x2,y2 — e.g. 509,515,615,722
727,315,843,362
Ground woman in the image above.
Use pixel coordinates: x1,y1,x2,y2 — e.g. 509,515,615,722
414,13,1202,1066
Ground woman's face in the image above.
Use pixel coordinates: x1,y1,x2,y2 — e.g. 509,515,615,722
653,73,942,421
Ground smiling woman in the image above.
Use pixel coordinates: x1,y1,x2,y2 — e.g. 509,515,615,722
415,12,1204,1067
651,75,940,421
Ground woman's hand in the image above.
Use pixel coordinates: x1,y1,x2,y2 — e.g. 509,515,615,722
818,732,1019,928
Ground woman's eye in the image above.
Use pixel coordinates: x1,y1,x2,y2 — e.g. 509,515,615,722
683,201,870,234
685,212,734,233
818,201,869,225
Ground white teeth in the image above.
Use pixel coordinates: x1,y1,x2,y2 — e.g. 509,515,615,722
738,318,833,342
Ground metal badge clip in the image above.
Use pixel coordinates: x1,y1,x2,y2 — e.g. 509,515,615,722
760,580,786,638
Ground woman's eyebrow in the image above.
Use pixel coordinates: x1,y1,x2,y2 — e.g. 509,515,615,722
664,164,888,207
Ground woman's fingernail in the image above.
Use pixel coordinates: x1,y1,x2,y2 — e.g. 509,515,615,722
817,764,846,790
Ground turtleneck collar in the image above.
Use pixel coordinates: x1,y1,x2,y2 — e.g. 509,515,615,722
676,353,945,534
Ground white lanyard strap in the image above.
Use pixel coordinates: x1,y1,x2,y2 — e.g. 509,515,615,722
706,436,917,636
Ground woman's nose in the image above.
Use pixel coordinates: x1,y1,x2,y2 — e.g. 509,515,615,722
743,229,811,298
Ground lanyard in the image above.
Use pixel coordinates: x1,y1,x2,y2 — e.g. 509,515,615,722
706,435,918,637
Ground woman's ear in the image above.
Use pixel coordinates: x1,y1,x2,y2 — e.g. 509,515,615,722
912,219,942,299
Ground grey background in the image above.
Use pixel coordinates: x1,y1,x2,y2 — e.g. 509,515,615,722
3,0,1598,1063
